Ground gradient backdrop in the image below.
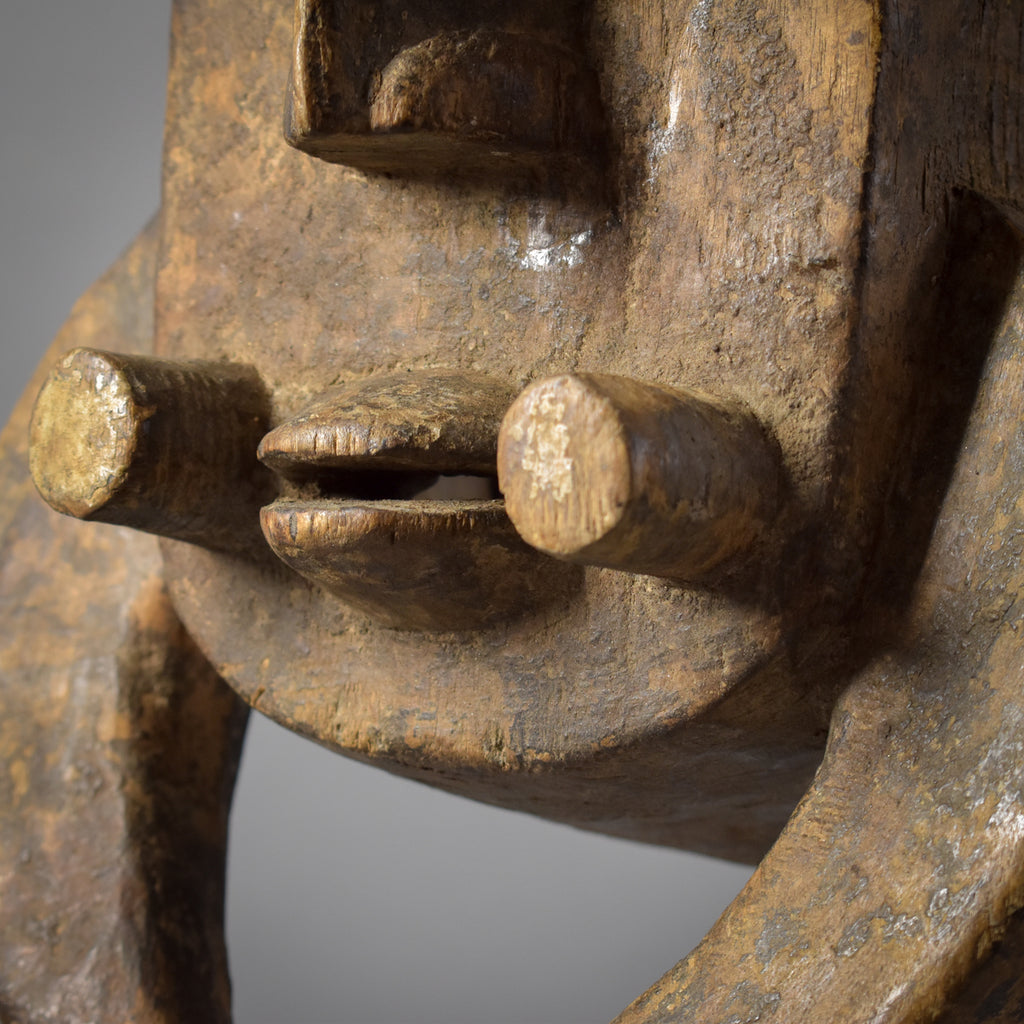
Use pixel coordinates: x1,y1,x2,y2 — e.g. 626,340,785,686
0,4,753,1021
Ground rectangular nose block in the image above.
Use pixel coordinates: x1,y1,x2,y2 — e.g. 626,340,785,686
285,0,606,189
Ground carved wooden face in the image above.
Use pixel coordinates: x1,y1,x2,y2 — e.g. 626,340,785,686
150,0,973,857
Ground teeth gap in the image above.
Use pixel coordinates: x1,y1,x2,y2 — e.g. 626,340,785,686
414,475,501,501
280,470,500,502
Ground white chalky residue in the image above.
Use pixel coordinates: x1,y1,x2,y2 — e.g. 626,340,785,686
501,210,594,272
869,982,909,1024
520,228,593,271
510,393,573,501
987,792,1024,842
646,60,689,185
928,888,949,918
690,0,713,34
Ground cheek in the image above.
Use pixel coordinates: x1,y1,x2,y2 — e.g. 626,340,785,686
163,139,628,414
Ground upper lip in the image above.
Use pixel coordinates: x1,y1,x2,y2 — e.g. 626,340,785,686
256,370,515,493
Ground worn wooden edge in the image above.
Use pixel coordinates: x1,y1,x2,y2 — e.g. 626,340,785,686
260,496,581,629
0,218,248,1023
612,237,1024,1024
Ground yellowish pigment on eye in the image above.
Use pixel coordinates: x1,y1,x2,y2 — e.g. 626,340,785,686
509,392,574,501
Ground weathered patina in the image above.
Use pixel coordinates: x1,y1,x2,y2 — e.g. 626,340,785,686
5,0,1024,1019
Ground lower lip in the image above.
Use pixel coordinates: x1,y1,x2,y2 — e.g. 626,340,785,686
260,497,563,631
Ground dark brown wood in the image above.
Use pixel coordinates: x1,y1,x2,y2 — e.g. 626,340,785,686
932,907,1024,1024
285,0,606,188
261,497,579,629
498,373,780,580
257,370,572,629
155,0,841,865
257,370,513,478
8,0,1024,1019
0,223,246,1024
615,236,1024,1019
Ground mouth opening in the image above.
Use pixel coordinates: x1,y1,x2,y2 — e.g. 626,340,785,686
279,469,502,503
254,373,581,630
413,474,502,501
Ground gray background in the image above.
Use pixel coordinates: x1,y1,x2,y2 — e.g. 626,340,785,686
0,3,752,1021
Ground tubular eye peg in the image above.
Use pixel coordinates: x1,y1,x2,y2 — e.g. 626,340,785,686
497,373,781,581
29,347,273,554
284,0,607,188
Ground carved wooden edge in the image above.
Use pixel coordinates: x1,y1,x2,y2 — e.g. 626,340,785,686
612,243,1024,1024
0,219,247,1023
285,1,607,189
932,904,1024,1024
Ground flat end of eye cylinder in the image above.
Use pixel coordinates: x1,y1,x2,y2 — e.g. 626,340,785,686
29,348,142,520
498,374,631,559
498,373,781,581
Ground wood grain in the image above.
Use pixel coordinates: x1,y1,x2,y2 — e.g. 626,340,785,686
498,373,780,580
29,348,273,553
258,370,512,478
0,223,246,1024
8,0,1024,1019
261,497,580,630
285,1,605,188
615,237,1024,1021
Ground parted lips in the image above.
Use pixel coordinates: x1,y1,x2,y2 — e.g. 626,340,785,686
256,371,578,630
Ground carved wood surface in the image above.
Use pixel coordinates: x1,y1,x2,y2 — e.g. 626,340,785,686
0,224,246,1024
7,0,1024,1019
151,0,882,863
616,236,1024,1020
498,373,780,580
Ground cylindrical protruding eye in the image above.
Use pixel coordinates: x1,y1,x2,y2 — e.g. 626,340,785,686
497,373,781,581
29,347,272,554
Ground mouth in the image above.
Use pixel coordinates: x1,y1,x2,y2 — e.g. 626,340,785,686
257,371,576,630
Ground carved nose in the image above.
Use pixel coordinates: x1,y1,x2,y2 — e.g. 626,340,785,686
284,0,605,187
29,348,272,553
